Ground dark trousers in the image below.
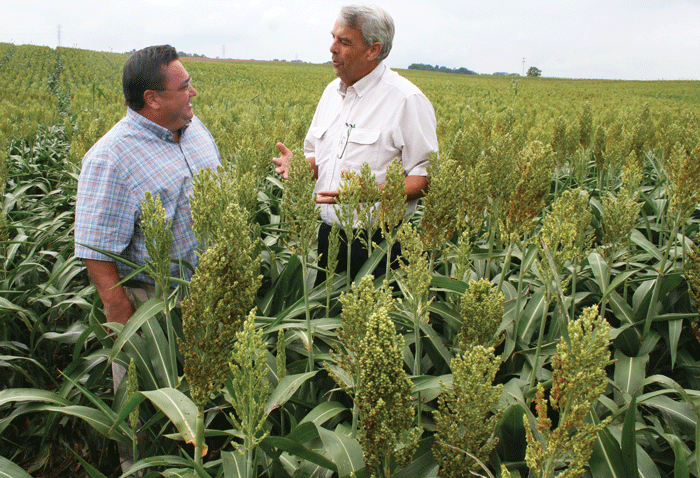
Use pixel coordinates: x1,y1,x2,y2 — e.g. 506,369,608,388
316,223,401,285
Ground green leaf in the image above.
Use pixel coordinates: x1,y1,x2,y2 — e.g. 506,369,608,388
393,436,438,478
613,350,649,396
265,371,318,414
411,374,451,403
141,388,199,446
0,456,33,478
588,251,609,292
300,401,350,426
630,229,664,262
107,298,165,363
517,286,548,343
141,313,178,388
430,275,467,294
669,433,689,478
668,319,682,369
639,395,696,435
589,418,626,478
0,388,72,407
621,394,639,478
608,290,636,326
262,433,337,473
222,450,247,478
317,426,364,477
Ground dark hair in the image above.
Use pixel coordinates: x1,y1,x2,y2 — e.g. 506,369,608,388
122,45,179,111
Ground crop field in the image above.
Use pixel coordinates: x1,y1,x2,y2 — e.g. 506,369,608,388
1,43,700,478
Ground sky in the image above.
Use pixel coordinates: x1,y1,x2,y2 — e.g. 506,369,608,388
3,0,698,81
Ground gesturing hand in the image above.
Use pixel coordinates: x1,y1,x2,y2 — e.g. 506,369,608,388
272,142,293,180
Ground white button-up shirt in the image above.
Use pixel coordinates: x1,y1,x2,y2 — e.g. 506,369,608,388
304,62,438,226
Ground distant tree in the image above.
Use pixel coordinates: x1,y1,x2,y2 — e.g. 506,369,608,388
408,63,477,75
527,66,542,77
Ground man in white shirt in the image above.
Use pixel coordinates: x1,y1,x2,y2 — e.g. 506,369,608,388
273,3,438,281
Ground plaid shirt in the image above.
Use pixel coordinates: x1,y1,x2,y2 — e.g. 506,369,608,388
75,108,220,283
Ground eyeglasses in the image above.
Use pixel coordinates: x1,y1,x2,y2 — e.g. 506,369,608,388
157,79,193,94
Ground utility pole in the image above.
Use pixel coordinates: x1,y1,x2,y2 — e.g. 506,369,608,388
57,25,62,47
522,57,525,76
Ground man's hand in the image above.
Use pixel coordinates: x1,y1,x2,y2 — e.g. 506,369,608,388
272,142,293,180
316,190,340,204
84,259,135,325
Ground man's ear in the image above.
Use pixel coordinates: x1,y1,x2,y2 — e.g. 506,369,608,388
367,41,382,61
143,89,160,110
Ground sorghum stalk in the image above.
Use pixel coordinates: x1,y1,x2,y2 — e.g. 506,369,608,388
355,162,381,258
356,298,420,477
533,189,593,388
140,191,177,386
497,141,554,295
420,154,467,258
524,306,612,478
378,159,406,285
433,345,504,477
335,170,363,290
179,201,261,450
397,223,433,428
458,278,504,350
127,358,139,463
643,142,700,338
228,310,271,478
281,150,319,372
325,223,340,312
326,275,393,437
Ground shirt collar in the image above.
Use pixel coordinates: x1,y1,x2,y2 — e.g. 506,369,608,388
126,107,190,142
338,61,386,98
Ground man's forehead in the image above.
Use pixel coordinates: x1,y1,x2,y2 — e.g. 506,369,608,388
332,21,362,40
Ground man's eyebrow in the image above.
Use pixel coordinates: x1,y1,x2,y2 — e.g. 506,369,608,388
331,31,352,43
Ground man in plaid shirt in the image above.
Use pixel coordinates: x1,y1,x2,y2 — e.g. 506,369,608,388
75,45,220,325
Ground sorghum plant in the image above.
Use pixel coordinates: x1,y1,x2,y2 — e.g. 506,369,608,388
551,116,569,168
524,306,612,478
537,188,593,298
179,203,261,462
501,141,553,243
140,191,173,298
433,345,504,477
335,169,363,288
534,188,593,387
190,166,235,251
458,278,504,350
420,154,466,253
127,358,139,463
684,238,700,342
664,141,700,224
599,153,642,262
378,158,406,281
396,222,433,426
281,148,319,372
327,275,393,435
578,102,593,150
356,299,420,478
497,141,554,293
227,309,271,478
355,162,382,257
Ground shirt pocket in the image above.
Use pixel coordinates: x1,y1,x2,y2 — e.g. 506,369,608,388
307,126,331,166
343,128,381,171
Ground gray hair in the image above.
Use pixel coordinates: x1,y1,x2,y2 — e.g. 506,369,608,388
339,4,395,61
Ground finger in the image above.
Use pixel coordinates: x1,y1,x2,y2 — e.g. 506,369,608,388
276,142,292,158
